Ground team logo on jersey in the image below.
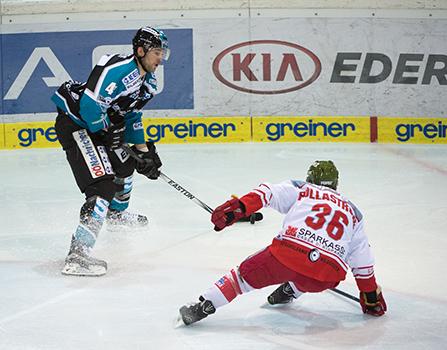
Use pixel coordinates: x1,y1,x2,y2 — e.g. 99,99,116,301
133,121,143,131
308,248,321,262
122,69,141,90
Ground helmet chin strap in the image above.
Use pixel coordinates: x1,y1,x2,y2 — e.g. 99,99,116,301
136,50,149,73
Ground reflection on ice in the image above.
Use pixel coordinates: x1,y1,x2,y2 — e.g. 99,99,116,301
1,143,446,349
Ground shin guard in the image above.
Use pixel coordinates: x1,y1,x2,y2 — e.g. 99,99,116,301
109,175,133,211
69,196,109,254
202,267,255,308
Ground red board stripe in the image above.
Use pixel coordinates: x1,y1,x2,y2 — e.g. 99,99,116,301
370,116,378,143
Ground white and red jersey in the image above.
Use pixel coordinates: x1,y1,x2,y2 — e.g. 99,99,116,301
239,180,377,292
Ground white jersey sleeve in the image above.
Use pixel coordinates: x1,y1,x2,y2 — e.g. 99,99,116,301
346,219,376,281
252,181,299,214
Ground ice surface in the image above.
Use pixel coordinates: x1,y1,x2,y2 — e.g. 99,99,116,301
1,142,446,349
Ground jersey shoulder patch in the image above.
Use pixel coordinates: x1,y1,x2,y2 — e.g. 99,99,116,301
291,180,307,188
347,200,363,221
98,53,134,67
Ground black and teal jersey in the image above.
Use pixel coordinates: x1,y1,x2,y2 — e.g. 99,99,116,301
52,53,158,145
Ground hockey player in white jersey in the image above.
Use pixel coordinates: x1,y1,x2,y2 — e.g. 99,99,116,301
178,161,387,325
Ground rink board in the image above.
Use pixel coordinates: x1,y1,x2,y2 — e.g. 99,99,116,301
142,117,251,143
2,116,447,149
378,117,447,144
252,116,370,142
1,117,251,149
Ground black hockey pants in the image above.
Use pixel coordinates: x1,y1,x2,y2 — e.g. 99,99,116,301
54,109,136,203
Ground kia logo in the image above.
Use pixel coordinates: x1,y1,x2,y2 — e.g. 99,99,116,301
213,40,321,94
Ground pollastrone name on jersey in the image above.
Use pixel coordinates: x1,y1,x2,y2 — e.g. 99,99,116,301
298,187,359,227
265,119,355,141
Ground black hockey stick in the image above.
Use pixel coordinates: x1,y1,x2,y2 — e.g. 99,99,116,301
330,288,360,303
158,172,213,214
121,144,262,222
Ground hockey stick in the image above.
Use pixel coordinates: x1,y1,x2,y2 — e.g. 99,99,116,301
330,288,360,303
159,172,213,214
121,144,261,221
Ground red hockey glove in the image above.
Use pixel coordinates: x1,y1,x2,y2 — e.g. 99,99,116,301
211,198,246,231
360,287,387,317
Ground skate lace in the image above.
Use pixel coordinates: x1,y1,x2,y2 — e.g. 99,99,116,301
109,210,139,222
119,211,139,220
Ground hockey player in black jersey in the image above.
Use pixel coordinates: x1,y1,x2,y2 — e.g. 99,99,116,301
52,27,169,276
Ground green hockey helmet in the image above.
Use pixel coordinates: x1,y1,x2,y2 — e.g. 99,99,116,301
306,160,339,190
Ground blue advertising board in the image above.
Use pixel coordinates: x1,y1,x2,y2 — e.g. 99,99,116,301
1,28,193,115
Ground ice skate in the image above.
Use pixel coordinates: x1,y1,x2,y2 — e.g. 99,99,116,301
106,209,148,227
61,252,107,276
176,296,216,326
267,282,297,305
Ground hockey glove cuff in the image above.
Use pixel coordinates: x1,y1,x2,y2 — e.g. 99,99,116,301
211,198,246,231
105,122,126,150
360,286,387,317
133,141,162,180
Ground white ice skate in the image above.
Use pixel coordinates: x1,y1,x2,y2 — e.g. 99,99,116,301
61,252,107,276
106,209,148,228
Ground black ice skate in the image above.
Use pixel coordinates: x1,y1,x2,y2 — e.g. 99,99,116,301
178,296,216,326
267,282,297,305
61,252,107,276
106,209,148,227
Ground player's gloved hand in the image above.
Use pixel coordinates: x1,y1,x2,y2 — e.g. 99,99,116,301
105,122,126,150
211,198,246,231
360,287,387,316
132,141,162,180
107,105,126,125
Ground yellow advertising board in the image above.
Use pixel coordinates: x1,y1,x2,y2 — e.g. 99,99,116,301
1,117,252,149
4,121,58,149
2,116,447,149
0,123,4,149
378,117,447,144
142,117,251,143
252,116,370,142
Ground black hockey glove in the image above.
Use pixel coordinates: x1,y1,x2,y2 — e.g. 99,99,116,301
107,105,126,125
104,122,126,150
132,141,162,180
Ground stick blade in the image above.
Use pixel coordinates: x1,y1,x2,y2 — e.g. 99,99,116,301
237,212,264,224
173,314,186,328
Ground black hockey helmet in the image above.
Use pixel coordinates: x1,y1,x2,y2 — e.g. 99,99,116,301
306,160,339,190
132,26,170,61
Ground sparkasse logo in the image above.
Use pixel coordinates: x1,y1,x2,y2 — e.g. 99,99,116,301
213,40,321,94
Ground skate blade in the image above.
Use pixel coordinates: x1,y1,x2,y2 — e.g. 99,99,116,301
106,224,148,232
260,302,271,309
173,314,186,328
61,264,106,277
260,301,293,309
